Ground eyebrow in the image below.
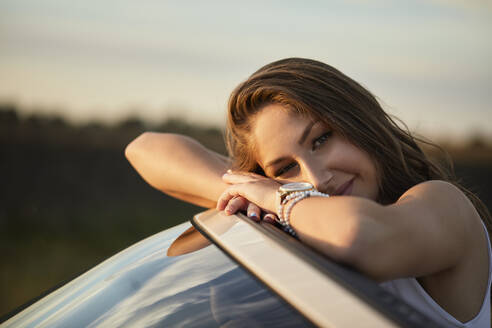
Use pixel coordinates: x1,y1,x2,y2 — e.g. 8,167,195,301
263,121,316,170
298,121,315,146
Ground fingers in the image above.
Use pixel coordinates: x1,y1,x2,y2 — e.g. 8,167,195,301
217,180,277,222
216,188,239,211
218,195,260,222
263,213,278,224
246,203,261,222
216,188,271,225
223,196,248,215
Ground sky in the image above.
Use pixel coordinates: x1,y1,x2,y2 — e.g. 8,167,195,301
0,0,491,141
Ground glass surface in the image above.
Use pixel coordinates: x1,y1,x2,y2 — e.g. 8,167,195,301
4,222,313,327
90,229,313,327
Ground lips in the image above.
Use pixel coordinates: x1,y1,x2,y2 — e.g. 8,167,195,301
333,178,355,196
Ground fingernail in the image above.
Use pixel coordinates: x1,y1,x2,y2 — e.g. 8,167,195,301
263,214,276,223
248,212,258,221
227,169,232,173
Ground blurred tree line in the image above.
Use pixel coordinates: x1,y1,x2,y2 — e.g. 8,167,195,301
1,102,491,318
0,103,225,318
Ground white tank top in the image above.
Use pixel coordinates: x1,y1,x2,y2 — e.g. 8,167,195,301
380,222,491,328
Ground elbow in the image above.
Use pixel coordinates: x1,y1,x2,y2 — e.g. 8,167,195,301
125,132,180,163
125,135,138,162
125,132,150,163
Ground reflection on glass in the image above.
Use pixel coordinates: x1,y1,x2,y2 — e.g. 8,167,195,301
90,227,313,327
167,226,212,256
6,222,313,327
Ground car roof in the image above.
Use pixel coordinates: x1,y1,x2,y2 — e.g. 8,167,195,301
192,209,443,328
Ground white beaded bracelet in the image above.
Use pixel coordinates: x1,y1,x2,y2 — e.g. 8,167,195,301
277,191,307,222
277,190,330,237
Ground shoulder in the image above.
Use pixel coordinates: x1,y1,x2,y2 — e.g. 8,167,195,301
398,180,466,202
394,181,490,321
371,179,485,278
397,180,478,224
394,179,483,260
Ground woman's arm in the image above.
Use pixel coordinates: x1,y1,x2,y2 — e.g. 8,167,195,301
218,175,485,281
218,175,489,321
287,181,483,280
125,132,231,208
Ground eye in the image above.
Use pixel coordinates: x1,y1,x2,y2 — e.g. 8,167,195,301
312,131,332,150
274,162,298,177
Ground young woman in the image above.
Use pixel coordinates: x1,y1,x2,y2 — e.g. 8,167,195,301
126,58,491,327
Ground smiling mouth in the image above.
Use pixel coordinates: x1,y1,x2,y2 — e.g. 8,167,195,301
333,178,355,196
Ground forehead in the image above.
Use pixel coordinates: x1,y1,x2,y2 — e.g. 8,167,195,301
252,104,312,166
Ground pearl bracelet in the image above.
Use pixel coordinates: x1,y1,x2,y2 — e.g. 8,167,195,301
277,190,330,237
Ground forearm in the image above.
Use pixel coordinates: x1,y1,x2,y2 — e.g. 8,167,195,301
289,196,387,271
125,132,231,207
288,188,468,281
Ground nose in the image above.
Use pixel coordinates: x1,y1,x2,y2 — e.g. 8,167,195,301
302,161,333,193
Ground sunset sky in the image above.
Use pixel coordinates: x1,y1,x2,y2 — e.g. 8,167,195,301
1,0,491,140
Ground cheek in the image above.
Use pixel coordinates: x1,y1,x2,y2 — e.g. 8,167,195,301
337,143,373,174
361,156,380,200
344,145,380,199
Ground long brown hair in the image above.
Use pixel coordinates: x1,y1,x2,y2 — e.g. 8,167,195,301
226,57,491,235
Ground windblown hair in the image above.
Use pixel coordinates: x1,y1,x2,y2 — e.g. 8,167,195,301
226,57,491,235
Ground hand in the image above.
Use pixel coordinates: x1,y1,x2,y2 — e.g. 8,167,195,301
217,171,281,216
219,195,278,224
221,195,262,222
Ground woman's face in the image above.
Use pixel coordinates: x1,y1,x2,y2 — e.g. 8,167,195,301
252,104,379,200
